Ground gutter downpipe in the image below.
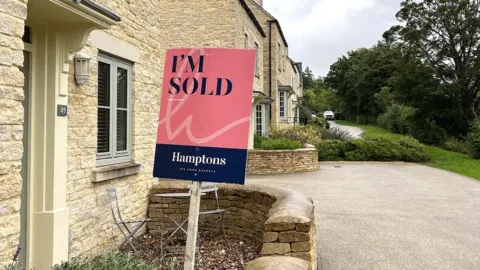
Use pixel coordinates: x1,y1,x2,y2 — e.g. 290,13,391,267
268,20,273,121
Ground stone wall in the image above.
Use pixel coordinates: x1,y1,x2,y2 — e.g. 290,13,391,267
0,0,27,266
247,148,319,175
148,182,317,270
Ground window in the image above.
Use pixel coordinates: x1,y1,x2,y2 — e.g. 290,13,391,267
279,91,286,120
255,42,259,76
256,104,267,136
244,34,248,49
97,54,132,165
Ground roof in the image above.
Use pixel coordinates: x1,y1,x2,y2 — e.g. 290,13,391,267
75,0,121,22
288,56,298,73
246,0,288,47
239,0,266,38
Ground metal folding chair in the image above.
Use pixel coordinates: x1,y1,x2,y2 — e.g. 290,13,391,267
106,188,151,252
154,182,226,239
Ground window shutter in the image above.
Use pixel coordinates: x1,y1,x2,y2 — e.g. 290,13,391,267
97,61,111,154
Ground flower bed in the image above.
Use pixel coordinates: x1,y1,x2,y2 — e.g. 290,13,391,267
148,182,317,270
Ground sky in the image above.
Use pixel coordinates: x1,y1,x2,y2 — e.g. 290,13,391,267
263,0,401,77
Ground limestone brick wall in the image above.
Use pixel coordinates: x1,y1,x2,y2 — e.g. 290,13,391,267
0,0,27,266
247,148,319,175
148,182,317,269
65,0,268,260
149,185,275,240
235,0,264,92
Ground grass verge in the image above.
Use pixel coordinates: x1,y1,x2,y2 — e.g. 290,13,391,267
334,120,480,180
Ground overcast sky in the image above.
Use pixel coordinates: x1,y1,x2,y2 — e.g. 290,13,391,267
263,0,401,77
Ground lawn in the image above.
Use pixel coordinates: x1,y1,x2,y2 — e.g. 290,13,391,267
335,120,480,180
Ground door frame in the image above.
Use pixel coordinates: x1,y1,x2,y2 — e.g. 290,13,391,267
19,33,34,265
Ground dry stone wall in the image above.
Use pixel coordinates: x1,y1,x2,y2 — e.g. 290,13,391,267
247,148,319,174
148,182,317,270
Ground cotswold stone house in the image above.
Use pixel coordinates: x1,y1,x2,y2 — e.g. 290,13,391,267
0,0,301,269
246,0,304,135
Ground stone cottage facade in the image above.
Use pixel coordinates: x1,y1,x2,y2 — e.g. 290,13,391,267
245,0,304,135
0,0,269,269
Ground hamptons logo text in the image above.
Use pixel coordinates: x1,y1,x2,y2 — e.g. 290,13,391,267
172,152,227,167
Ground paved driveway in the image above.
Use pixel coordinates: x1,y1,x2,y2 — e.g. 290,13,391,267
328,121,364,138
247,163,480,270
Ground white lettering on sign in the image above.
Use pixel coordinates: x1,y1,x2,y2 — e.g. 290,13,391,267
172,152,227,167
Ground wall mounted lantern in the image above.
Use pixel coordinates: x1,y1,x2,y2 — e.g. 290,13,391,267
74,51,90,85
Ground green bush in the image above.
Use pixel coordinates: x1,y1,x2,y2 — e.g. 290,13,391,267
377,104,416,135
397,136,431,162
471,120,480,159
5,251,158,270
268,125,322,145
310,117,328,129
346,135,402,161
316,140,349,161
254,133,264,149
259,138,302,150
410,119,448,146
443,138,472,156
316,135,430,162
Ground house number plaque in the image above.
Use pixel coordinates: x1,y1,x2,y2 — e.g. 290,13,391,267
57,104,68,117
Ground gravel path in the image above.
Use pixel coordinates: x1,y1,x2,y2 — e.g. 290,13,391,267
328,121,364,138
247,163,480,270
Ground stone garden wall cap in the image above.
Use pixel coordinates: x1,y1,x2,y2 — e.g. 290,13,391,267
151,181,314,225
246,256,309,270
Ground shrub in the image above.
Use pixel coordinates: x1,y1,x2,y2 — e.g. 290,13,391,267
253,133,264,149
443,138,472,156
321,127,353,141
316,140,349,161
377,104,416,134
397,136,430,162
471,120,480,159
268,125,322,145
259,138,302,150
310,117,328,129
316,135,430,162
346,135,402,161
410,119,448,146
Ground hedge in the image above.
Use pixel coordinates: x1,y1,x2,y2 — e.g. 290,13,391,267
316,134,430,162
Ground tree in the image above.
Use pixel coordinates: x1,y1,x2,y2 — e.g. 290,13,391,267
302,67,316,90
325,44,403,124
384,0,480,134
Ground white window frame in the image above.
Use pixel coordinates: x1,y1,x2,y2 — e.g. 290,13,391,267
279,90,287,120
255,104,267,136
96,54,133,166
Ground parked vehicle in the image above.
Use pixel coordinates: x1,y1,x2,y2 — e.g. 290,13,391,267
323,111,335,120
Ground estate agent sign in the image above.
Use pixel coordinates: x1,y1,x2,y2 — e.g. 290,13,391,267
153,48,256,185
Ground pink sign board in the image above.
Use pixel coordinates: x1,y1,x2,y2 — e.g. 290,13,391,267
153,48,256,185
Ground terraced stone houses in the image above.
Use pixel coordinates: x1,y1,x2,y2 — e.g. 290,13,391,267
0,0,303,268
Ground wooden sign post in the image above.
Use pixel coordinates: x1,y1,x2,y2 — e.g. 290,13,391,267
184,181,202,270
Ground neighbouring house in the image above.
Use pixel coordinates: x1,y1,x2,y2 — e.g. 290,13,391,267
245,0,304,135
0,0,274,269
